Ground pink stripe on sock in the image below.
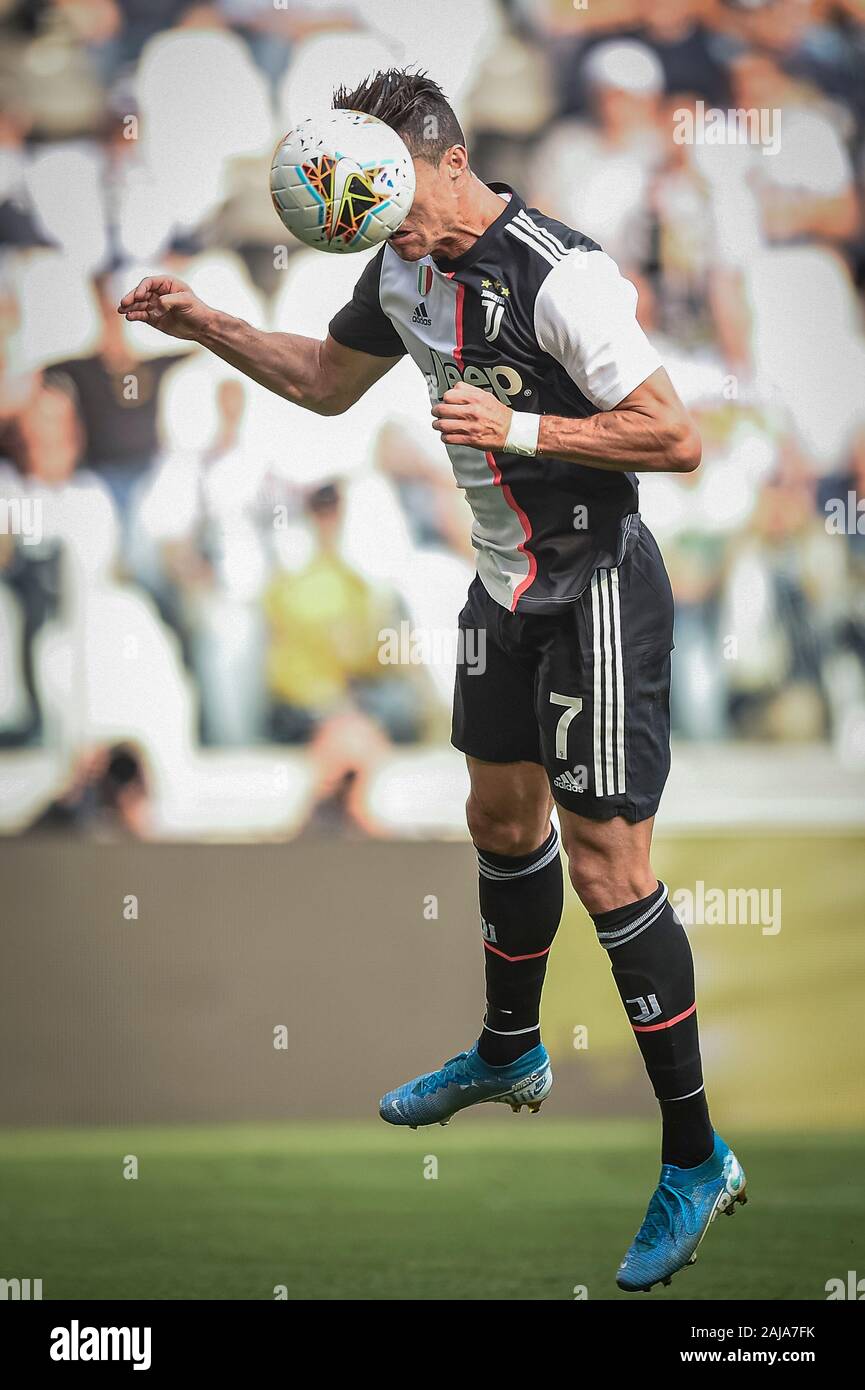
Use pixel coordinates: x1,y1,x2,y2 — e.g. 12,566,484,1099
482,941,552,964
632,1001,697,1034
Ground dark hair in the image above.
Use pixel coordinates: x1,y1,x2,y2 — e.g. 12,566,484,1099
306,482,341,515
332,68,466,164
101,744,147,808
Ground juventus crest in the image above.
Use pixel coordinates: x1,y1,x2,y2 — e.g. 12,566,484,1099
480,278,509,342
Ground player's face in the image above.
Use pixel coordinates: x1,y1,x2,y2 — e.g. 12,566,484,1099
386,151,461,261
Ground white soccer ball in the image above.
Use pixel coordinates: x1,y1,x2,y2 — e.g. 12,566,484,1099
270,109,415,254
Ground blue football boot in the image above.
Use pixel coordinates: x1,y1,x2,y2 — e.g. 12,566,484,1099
379,1042,552,1128
616,1133,747,1292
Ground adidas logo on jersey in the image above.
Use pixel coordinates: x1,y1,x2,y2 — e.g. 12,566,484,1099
411,299,432,326
553,770,585,793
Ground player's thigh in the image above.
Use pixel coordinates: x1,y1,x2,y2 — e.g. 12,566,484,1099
465,756,553,855
536,532,674,826
451,577,541,766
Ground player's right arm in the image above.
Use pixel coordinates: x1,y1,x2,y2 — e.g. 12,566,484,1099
117,274,401,417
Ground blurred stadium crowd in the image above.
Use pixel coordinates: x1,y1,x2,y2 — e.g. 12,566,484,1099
1,0,865,836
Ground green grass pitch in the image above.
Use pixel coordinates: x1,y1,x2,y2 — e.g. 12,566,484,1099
1,1121,862,1300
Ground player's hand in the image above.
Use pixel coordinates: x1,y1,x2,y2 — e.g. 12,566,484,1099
431,384,511,451
116,276,212,342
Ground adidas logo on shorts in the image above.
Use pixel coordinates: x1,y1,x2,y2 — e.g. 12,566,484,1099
553,770,585,793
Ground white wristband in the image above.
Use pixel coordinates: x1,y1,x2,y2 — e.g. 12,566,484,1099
503,410,541,457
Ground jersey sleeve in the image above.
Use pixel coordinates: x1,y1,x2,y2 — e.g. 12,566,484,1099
534,250,662,410
328,247,406,358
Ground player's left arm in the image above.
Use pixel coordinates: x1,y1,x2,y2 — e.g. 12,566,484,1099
432,249,701,474
432,366,701,473
541,367,700,472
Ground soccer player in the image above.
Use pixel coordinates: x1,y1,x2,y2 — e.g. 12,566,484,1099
118,69,746,1292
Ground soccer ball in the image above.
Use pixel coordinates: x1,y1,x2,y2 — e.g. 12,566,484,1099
270,109,415,254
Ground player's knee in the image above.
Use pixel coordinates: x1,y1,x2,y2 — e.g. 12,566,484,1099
564,843,651,917
466,794,545,858
565,853,611,914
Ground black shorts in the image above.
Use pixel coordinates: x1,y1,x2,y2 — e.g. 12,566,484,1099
451,524,674,823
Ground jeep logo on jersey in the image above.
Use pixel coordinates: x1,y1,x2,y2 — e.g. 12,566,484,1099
428,349,524,404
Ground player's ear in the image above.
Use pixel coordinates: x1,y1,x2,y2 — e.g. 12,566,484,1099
445,145,469,179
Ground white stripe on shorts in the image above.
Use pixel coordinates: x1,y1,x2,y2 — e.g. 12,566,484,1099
590,569,626,796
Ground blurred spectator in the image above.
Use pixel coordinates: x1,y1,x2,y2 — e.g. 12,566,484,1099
0,381,116,742
725,52,858,250
25,741,151,837
650,94,719,343
719,459,846,740
0,104,57,251
822,426,865,736
0,281,39,470
48,276,186,521
87,2,190,70
532,39,665,271
130,368,273,744
552,0,730,111
461,21,556,191
672,56,864,408
301,709,393,836
638,0,730,106
217,1,359,92
717,0,865,134
374,420,475,561
263,482,424,746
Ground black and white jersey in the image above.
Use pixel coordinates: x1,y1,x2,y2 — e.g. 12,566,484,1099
329,183,662,615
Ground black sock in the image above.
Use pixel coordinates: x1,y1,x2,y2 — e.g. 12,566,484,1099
592,882,714,1168
475,825,564,1066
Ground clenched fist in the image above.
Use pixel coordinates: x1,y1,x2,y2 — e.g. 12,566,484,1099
431,383,512,451
117,276,212,342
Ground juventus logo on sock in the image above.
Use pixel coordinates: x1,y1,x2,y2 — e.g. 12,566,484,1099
627,993,662,1025
475,826,563,1066
592,881,714,1167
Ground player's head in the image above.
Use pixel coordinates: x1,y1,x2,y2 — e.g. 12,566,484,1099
333,68,468,261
